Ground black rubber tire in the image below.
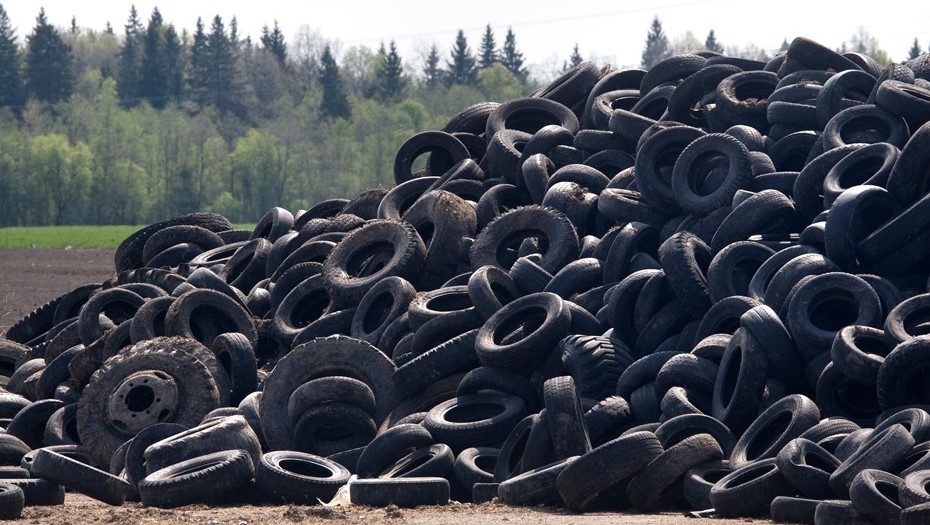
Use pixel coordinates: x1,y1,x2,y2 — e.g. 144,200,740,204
138,449,254,508
76,337,221,467
31,447,130,505
321,220,426,307
710,190,798,253
634,125,707,214
671,133,752,216
627,432,724,511
542,376,592,459
143,414,262,474
350,276,416,346
423,393,527,452
658,232,714,319
349,477,450,508
0,478,64,506
255,450,351,504
814,499,873,525
770,496,819,525
165,288,257,348
829,424,915,498
123,422,188,488
0,482,23,520
499,456,576,507
775,437,841,499
470,205,579,274
711,329,769,434
475,292,571,371
260,335,398,450
655,413,736,457
709,457,795,518
848,468,903,525
879,338,930,410
115,213,232,274
355,423,434,479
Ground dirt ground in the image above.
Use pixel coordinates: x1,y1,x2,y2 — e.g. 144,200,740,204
1,248,765,525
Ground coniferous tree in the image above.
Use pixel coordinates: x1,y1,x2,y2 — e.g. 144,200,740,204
705,30,724,54
447,29,477,85
188,17,210,106
423,44,443,89
260,21,287,64
141,8,168,107
163,25,184,103
500,27,527,82
25,8,74,104
69,16,78,35
118,5,144,106
479,24,497,69
206,15,239,114
0,4,25,111
319,44,351,118
641,15,670,69
910,38,923,60
779,38,790,52
375,40,406,101
567,44,583,70
104,22,114,35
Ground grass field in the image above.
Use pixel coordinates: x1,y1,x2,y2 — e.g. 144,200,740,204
0,224,256,249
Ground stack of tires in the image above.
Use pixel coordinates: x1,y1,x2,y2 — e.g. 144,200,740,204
3,36,930,523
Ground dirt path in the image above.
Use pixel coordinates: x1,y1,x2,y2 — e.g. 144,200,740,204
1,248,766,525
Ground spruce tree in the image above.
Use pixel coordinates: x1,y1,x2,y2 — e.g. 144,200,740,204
779,39,790,52
422,44,443,89
910,38,922,60
164,25,184,102
319,44,351,118
0,4,25,111
260,21,287,64
206,15,239,114
105,22,114,35
141,8,168,108
705,30,724,54
641,15,670,69
118,5,144,106
567,44,583,69
447,29,477,85
479,24,497,69
188,17,210,106
500,27,527,82
25,8,74,104
375,40,406,101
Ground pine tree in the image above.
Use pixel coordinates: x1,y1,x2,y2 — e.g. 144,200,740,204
25,8,74,104
319,44,351,118
260,20,287,64
779,39,790,52
206,15,239,114
422,44,443,89
69,16,78,35
479,24,497,69
0,4,25,111
141,8,168,108
118,5,144,106
567,44,583,70
910,38,923,60
705,30,724,54
641,15,670,69
104,22,114,35
500,27,527,83
375,40,406,101
447,29,477,85
188,17,210,106
163,25,184,102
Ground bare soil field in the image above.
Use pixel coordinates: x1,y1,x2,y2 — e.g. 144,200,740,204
0,248,762,525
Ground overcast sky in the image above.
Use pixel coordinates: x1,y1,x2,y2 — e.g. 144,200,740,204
6,0,930,75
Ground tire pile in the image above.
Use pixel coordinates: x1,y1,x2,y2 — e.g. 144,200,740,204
4,36,930,523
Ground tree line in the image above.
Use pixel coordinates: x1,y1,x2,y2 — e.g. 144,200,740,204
0,5,919,226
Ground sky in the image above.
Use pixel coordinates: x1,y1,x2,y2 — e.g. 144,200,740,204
5,0,930,76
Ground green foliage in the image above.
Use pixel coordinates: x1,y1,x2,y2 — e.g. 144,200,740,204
479,24,497,69
374,40,406,101
642,15,670,69
320,44,351,119
705,30,724,54
910,38,922,60
117,6,143,107
25,9,75,104
261,21,287,64
422,44,443,89
447,30,477,86
0,5,24,111
500,28,527,83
